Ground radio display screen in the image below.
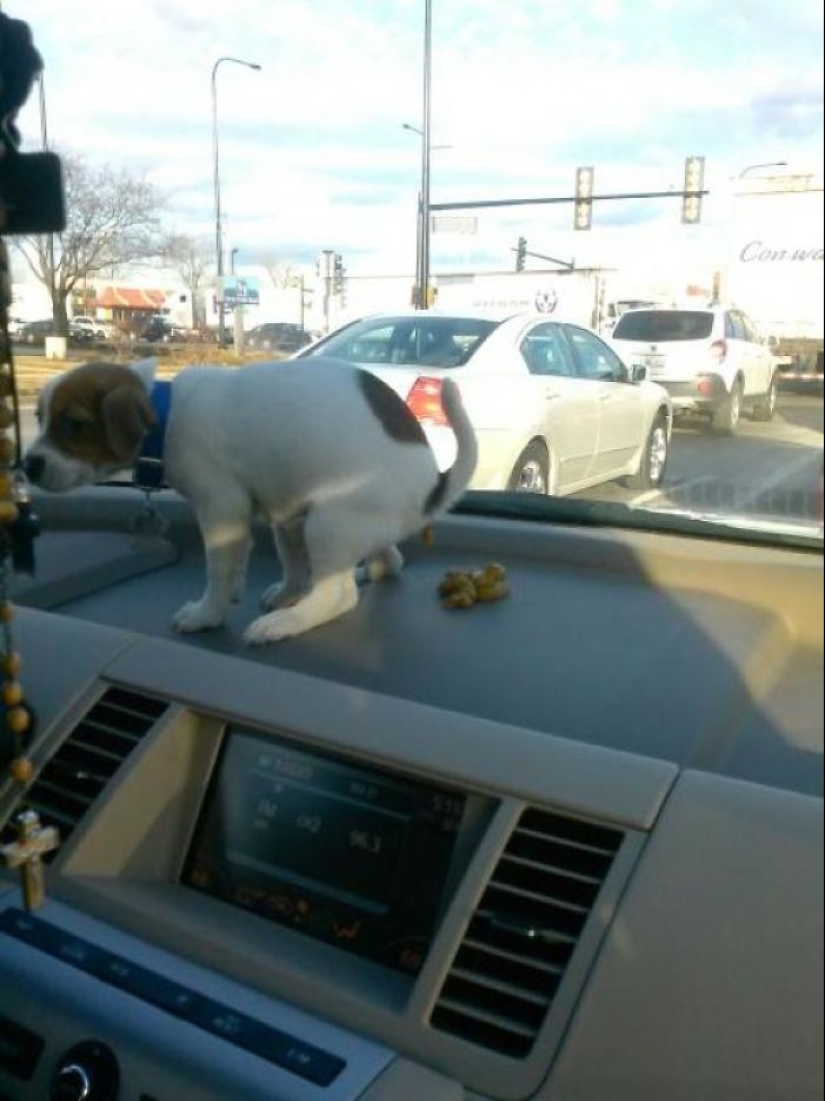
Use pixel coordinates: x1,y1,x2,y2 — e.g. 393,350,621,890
182,728,467,974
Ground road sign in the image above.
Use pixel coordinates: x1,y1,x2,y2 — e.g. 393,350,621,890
219,275,260,307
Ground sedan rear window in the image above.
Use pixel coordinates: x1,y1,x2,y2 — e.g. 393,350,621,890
302,316,499,368
613,310,714,342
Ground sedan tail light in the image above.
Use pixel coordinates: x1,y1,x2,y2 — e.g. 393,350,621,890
710,339,728,366
406,376,448,426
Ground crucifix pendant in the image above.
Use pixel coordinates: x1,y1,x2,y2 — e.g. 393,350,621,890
1,809,60,911
20,853,47,910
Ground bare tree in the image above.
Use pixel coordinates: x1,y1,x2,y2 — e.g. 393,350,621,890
13,152,165,334
164,234,212,328
261,254,301,291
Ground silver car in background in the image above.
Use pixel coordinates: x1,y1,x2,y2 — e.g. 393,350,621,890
297,312,673,496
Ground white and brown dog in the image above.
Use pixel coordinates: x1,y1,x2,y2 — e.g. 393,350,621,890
24,356,477,643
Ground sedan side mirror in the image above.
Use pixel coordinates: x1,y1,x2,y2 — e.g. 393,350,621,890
631,364,648,384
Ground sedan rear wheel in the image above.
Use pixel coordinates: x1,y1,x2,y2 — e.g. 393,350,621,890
507,441,550,494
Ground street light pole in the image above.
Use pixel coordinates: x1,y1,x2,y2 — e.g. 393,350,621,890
738,161,788,179
211,56,261,347
402,125,426,306
403,120,451,308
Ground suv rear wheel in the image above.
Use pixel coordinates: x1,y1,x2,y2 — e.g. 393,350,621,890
752,374,778,422
711,379,743,435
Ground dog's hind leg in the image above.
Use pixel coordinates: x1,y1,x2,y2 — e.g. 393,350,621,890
356,544,404,585
243,500,406,644
244,570,357,645
173,492,253,633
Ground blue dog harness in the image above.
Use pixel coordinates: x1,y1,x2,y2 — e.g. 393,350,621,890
133,380,172,491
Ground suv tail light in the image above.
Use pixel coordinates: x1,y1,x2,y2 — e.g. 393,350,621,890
406,376,447,426
710,339,728,366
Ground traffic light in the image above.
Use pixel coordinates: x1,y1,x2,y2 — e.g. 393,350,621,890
332,252,346,294
516,236,527,272
574,166,594,230
426,285,438,308
682,156,705,224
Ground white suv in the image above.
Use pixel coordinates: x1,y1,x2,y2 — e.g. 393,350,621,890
610,305,778,434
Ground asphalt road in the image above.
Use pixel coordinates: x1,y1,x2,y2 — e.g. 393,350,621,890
576,392,824,527
14,392,824,529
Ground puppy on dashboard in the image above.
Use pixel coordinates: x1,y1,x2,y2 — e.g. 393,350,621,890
24,357,477,643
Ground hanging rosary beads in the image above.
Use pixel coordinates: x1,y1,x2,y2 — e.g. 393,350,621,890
0,8,67,906
0,239,35,786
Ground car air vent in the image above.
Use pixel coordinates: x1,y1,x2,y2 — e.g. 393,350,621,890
1,687,169,858
431,806,624,1058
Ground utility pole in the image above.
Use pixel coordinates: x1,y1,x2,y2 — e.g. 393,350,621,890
419,0,433,308
320,250,334,333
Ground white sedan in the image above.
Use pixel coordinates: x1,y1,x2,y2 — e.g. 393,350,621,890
297,311,673,496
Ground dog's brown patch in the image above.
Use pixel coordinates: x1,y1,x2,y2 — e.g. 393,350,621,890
46,362,156,464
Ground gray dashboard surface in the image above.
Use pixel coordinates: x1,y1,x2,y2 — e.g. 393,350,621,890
13,513,823,797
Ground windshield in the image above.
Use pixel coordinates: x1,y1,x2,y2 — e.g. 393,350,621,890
6,0,823,546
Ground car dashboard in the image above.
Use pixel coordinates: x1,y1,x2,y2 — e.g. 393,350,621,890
1,487,823,1101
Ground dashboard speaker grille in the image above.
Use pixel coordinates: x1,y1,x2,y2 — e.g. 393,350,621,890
1,687,169,858
431,806,624,1058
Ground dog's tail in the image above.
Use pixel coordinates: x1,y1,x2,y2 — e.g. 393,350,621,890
424,378,478,516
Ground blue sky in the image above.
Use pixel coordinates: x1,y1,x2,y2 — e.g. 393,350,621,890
12,0,825,281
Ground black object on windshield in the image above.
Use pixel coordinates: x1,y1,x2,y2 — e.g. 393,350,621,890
0,11,65,236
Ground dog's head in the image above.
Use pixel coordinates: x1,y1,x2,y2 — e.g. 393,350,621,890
24,358,158,492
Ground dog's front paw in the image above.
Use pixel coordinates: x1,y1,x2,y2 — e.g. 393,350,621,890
172,600,225,633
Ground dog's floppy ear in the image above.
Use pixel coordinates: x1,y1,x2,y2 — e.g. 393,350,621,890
101,382,157,461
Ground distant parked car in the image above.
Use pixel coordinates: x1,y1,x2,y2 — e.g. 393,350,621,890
17,319,59,345
139,316,187,343
69,315,109,341
610,305,778,434
246,322,312,353
297,311,673,496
